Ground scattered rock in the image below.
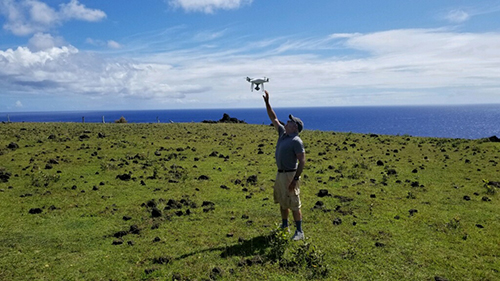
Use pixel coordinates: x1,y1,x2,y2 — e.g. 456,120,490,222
166,199,182,209
463,195,471,201
376,160,384,166
387,169,397,175
116,173,131,181
409,209,418,216
246,175,258,185
0,170,11,183
476,224,484,229
198,175,209,180
375,242,385,247
317,189,330,197
152,256,171,265
129,225,140,234
488,135,500,142
313,201,324,209
144,199,156,208
7,142,19,149
114,230,128,238
144,268,157,275
482,196,491,202
487,181,500,188
333,218,342,225
210,267,224,280
112,240,123,245
28,208,43,214
202,201,215,207
151,207,162,218
202,113,246,124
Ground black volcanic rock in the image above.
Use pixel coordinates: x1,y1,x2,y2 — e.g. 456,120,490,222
7,142,19,149
0,170,11,183
202,113,246,124
29,208,43,214
317,189,330,197
488,135,500,142
116,173,131,181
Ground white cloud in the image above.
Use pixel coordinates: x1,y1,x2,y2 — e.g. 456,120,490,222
329,33,361,39
193,29,226,42
15,100,23,107
28,0,58,25
59,0,106,22
169,0,252,13
85,38,122,49
1,28,500,110
28,32,66,51
445,9,470,23
107,40,122,49
0,0,105,36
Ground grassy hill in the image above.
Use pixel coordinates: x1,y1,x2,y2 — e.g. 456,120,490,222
0,122,499,280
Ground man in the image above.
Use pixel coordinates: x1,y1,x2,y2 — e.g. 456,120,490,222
263,90,306,241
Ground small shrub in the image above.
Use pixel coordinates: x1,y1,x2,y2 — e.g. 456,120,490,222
291,242,329,278
446,217,461,231
30,171,60,187
268,227,289,262
483,179,497,195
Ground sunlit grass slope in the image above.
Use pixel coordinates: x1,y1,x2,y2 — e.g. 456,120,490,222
0,122,499,280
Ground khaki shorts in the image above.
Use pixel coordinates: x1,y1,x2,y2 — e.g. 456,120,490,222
273,171,301,211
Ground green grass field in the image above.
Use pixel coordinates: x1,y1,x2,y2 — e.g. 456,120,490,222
0,122,499,280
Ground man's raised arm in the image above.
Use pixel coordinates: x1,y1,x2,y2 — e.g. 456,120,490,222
263,90,280,131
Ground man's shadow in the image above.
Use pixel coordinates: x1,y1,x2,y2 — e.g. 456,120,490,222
174,233,273,261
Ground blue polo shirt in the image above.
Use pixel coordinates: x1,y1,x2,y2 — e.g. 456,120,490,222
275,124,305,170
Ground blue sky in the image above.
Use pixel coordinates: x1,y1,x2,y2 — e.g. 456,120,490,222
1,0,500,112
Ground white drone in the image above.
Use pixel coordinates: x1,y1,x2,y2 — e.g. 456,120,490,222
246,77,269,92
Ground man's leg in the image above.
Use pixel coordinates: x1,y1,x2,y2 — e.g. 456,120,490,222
292,209,303,232
280,207,289,228
291,208,304,240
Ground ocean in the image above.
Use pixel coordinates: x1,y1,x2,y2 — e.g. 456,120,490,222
1,104,499,139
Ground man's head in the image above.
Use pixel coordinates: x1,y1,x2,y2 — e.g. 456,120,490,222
286,114,304,134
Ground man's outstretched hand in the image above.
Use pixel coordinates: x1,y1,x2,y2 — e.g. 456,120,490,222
263,90,269,104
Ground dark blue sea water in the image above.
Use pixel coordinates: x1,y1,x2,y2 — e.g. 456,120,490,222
2,104,499,139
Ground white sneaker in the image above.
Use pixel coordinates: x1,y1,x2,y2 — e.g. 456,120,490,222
291,230,304,241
